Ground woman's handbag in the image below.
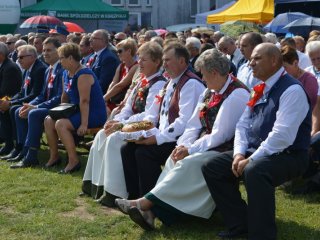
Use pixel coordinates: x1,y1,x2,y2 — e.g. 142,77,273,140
48,103,79,120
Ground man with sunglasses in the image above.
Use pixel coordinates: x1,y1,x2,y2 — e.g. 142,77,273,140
6,36,18,62
0,45,45,158
0,42,22,155
113,32,127,46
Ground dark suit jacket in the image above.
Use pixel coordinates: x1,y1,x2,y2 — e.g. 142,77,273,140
30,63,63,109
91,47,120,93
11,59,46,105
8,50,18,62
189,54,202,78
0,58,22,98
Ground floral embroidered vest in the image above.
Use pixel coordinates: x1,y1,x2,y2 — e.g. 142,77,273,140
158,70,205,124
199,77,248,152
131,75,166,114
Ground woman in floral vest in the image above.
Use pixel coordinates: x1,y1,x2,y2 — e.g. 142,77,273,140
82,42,166,204
115,48,250,230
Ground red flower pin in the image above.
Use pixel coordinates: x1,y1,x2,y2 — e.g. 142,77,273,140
247,83,266,107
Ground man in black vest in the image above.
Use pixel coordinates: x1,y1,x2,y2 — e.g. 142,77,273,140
120,42,205,200
202,43,311,240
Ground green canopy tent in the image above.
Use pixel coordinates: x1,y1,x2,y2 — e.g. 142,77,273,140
20,0,129,32
21,0,128,20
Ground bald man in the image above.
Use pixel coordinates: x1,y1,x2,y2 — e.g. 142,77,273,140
202,43,311,240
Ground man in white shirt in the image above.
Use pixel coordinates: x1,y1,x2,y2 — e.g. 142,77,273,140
218,36,244,72
237,32,263,90
121,42,205,200
202,43,311,240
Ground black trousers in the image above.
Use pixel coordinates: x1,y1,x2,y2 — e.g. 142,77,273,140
202,150,309,240
121,141,176,199
0,105,20,144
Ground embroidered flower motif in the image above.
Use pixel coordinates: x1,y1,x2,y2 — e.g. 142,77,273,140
136,78,149,101
199,93,223,117
156,88,166,104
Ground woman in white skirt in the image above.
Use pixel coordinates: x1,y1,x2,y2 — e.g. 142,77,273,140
115,48,250,229
82,41,166,203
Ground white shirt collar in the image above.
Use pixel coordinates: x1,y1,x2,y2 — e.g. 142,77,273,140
95,47,106,57
171,68,189,83
263,67,286,94
26,62,35,73
50,60,59,73
146,70,162,81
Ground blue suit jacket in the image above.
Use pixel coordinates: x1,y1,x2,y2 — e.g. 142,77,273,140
91,47,120,93
11,59,46,105
30,63,63,109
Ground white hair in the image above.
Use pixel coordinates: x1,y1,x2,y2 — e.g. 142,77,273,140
264,33,278,44
186,36,201,50
305,41,320,55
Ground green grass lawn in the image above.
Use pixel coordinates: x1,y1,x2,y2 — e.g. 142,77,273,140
0,147,320,240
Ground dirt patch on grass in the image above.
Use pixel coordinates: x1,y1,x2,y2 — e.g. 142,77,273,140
60,198,96,220
60,197,121,220
0,206,16,215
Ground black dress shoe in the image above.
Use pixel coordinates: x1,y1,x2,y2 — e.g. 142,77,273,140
1,149,20,160
0,145,14,156
7,153,24,163
58,162,81,174
10,160,39,169
217,228,248,239
44,158,62,169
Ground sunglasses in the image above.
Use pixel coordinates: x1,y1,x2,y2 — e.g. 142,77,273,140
117,49,124,54
6,42,14,45
18,55,32,60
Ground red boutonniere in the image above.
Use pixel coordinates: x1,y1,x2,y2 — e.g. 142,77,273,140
247,83,266,108
86,58,94,67
24,77,31,87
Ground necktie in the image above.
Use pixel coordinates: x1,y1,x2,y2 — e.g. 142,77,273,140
230,54,234,62
46,67,54,100
24,70,30,97
247,82,266,107
88,54,97,68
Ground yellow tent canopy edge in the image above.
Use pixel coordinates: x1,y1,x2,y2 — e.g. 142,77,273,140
207,0,274,24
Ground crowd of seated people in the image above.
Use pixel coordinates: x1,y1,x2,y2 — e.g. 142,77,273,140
1,26,320,240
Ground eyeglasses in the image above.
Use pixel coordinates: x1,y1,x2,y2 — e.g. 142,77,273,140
117,49,124,54
90,37,103,41
6,42,14,45
115,38,123,42
18,55,33,60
